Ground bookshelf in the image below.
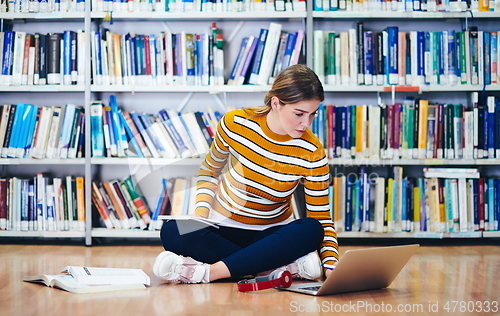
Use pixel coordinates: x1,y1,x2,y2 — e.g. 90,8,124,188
1,2,499,245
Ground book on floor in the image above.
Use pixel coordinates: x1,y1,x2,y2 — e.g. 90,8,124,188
23,266,150,294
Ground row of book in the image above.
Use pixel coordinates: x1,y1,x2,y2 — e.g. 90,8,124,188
0,31,86,86
0,103,84,159
92,176,197,230
0,0,84,13
91,24,225,86
0,174,85,232
1,0,307,13
90,95,221,158
313,0,500,12
228,23,304,86
331,167,500,233
93,0,307,12
311,93,500,160
313,24,500,87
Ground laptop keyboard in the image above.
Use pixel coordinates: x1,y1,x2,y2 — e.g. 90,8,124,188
302,286,321,291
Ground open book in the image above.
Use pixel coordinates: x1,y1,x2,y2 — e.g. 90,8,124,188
23,267,150,294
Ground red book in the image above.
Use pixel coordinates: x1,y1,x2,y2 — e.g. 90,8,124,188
478,178,485,231
144,35,152,77
0,177,7,230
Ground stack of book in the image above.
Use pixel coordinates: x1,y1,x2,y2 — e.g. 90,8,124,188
91,95,220,159
1,31,86,86
228,22,305,86
91,23,225,86
0,103,84,159
92,176,198,230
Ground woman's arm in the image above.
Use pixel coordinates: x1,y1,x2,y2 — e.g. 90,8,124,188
194,114,231,218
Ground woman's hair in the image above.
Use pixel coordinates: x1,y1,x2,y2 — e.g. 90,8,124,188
245,64,325,116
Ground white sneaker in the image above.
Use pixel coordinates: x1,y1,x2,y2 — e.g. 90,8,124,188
153,251,210,284
282,251,322,281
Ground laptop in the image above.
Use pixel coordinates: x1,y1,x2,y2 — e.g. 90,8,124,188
281,244,419,296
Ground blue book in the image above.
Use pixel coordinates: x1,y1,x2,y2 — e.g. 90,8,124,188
109,95,128,157
416,31,425,86
418,178,426,232
386,26,399,85
93,32,103,85
14,104,33,158
484,31,491,86
20,179,29,231
313,0,323,10
227,37,249,85
446,30,456,85
62,31,73,85
359,166,367,231
58,104,77,159
149,34,158,83
352,178,360,232
28,181,36,231
401,178,408,232
135,35,145,78
90,102,105,158
158,109,191,158
454,32,462,82
141,113,167,157
496,178,500,230
104,105,117,157
150,178,168,229
237,37,258,85
126,34,137,79
495,100,500,158
340,106,348,157
129,112,160,158
472,179,479,230
7,103,27,158
281,32,297,71
23,105,39,158
119,112,144,158
344,175,354,232
438,32,445,85
248,28,269,85
488,178,494,230
364,31,374,84
1,31,14,85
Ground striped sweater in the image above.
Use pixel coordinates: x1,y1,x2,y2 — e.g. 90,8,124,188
195,109,339,265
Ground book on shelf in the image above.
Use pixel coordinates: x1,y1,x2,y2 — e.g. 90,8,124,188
23,266,150,294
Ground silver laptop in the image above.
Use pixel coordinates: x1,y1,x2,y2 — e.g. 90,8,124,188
281,244,419,296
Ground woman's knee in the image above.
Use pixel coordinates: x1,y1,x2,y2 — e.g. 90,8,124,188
296,217,324,246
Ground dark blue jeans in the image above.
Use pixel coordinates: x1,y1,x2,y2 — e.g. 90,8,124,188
160,217,324,278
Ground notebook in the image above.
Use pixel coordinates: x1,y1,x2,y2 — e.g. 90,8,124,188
281,244,419,296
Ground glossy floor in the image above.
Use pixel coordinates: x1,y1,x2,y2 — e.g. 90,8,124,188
1,244,499,316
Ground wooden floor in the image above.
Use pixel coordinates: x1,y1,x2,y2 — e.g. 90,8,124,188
1,243,500,316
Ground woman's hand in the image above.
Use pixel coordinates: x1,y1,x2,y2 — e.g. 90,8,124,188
323,262,338,279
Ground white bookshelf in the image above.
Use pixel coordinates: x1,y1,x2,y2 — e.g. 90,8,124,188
1,6,499,245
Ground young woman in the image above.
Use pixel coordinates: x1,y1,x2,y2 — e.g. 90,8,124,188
153,64,339,284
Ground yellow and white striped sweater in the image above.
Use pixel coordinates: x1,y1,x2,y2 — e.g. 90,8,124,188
195,109,339,265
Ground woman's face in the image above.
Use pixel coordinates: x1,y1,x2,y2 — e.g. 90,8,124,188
268,96,320,138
